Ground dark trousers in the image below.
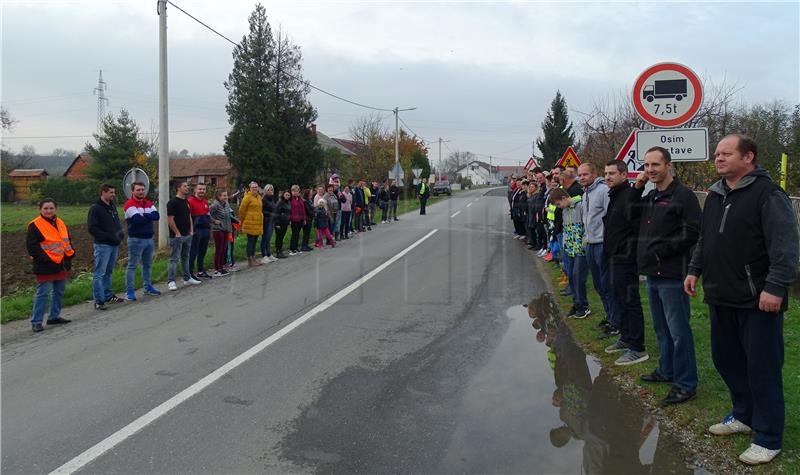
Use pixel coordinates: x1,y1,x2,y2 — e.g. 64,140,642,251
302,223,312,248
710,304,785,450
212,230,228,271
189,227,210,274
354,210,363,231
274,224,287,253
419,197,427,215
245,234,258,258
535,221,548,249
513,218,526,236
290,222,302,251
340,211,351,238
609,261,645,352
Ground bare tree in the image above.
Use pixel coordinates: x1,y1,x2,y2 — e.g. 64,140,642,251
443,150,477,175
1,107,16,131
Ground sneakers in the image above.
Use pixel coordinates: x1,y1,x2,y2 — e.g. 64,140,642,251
708,414,753,436
573,308,591,319
228,263,240,272
261,256,272,264
212,269,230,277
106,295,123,304
32,323,45,332
196,271,213,279
125,290,137,301
614,350,649,366
559,287,572,296
267,255,278,262
739,444,781,465
168,281,178,291
288,251,298,256
143,285,161,296
604,339,629,354
536,249,548,257
598,326,620,339
94,301,107,310
381,220,387,224
185,277,202,285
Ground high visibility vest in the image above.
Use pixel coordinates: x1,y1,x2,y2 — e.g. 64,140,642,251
546,203,557,222
419,183,427,196
30,216,74,264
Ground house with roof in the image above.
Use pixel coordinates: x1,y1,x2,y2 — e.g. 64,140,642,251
454,161,502,186
64,153,92,180
8,169,48,201
169,155,235,189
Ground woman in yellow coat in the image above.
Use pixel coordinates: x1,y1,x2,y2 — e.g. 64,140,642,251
238,181,263,267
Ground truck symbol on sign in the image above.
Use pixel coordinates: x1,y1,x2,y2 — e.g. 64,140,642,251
642,79,687,102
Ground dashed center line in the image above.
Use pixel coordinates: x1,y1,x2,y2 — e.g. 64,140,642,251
450,210,462,218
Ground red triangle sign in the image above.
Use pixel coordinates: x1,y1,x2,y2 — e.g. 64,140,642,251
556,146,581,168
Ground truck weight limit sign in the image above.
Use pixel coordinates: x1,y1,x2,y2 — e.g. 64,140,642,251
632,63,703,128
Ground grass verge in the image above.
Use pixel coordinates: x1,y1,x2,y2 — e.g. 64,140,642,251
544,262,799,473
1,196,440,324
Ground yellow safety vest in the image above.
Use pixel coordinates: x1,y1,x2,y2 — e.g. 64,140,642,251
419,183,427,196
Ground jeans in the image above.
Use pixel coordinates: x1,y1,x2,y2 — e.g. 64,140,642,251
340,211,351,237
609,261,645,352
562,252,573,288
389,200,398,220
126,237,154,292
189,227,211,274
260,219,274,257
710,305,785,449
556,233,566,272
646,276,697,392
569,254,589,311
586,243,618,328
168,235,192,282
92,243,119,303
32,279,66,325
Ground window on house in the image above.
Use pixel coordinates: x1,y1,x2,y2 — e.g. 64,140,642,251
211,177,217,186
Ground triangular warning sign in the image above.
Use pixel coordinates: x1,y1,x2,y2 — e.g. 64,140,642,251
556,146,581,168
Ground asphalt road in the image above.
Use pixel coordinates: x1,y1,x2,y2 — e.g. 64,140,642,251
2,188,691,474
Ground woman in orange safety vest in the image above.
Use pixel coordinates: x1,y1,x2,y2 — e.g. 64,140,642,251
25,198,74,333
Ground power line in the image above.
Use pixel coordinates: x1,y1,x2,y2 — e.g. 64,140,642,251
398,116,425,142
2,126,232,140
166,0,393,112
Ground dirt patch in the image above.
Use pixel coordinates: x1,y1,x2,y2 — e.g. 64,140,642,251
1,225,162,297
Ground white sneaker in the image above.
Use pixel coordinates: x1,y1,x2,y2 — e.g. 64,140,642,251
709,414,753,436
167,281,178,291
288,251,297,256
739,444,781,465
260,256,271,264
185,277,202,285
268,255,278,262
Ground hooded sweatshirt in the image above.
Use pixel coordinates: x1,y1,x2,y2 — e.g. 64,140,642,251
581,177,609,245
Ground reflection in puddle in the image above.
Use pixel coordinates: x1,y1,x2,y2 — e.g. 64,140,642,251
439,292,695,474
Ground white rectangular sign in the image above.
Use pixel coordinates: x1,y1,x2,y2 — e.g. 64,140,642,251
635,127,709,162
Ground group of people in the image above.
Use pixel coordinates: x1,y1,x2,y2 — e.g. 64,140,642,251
508,133,798,466
25,172,438,331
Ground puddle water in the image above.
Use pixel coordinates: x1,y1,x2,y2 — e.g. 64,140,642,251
438,292,699,474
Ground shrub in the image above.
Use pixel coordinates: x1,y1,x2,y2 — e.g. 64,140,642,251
30,177,104,204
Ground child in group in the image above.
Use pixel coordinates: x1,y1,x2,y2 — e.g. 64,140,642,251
550,188,589,319
314,201,335,248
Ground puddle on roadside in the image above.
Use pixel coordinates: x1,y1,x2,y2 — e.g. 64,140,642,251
438,292,702,474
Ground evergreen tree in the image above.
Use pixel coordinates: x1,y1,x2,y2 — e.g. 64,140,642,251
85,109,153,181
536,91,576,169
224,4,319,191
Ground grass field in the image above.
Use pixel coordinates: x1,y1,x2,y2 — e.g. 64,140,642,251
545,263,799,473
0,195,441,323
1,203,94,232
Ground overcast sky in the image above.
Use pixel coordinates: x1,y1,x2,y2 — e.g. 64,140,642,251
2,1,798,166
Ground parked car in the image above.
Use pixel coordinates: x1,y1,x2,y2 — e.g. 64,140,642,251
432,180,452,196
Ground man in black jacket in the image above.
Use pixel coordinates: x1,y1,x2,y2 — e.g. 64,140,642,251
388,179,400,221
685,134,798,465
602,160,648,365
418,177,430,215
87,183,124,310
634,146,701,406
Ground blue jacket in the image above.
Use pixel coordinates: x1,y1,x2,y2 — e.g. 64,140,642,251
124,197,159,239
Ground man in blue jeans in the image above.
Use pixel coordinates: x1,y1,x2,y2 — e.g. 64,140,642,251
87,183,124,310
686,134,799,465
634,146,701,406
167,181,201,291
577,163,619,336
123,181,161,301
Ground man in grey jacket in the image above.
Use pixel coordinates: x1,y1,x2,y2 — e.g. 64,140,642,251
685,134,799,466
577,163,618,334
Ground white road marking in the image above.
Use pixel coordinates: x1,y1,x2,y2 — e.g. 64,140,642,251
466,203,472,208
450,211,462,218
50,229,440,475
